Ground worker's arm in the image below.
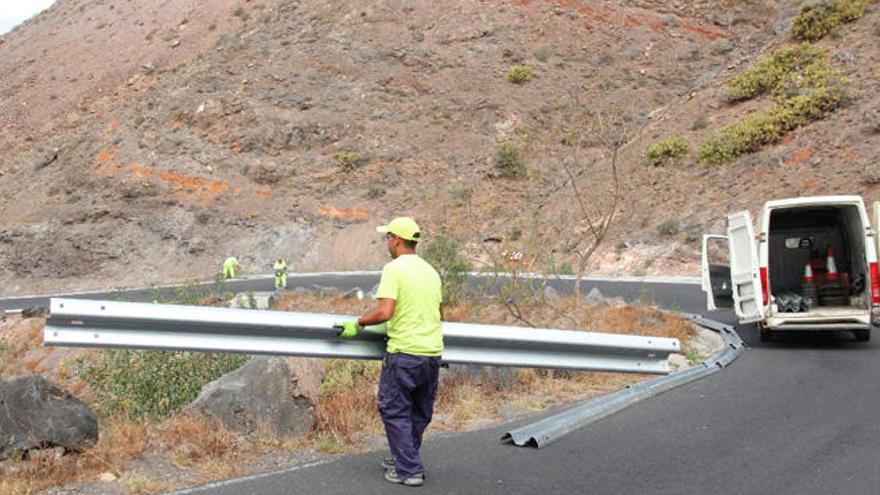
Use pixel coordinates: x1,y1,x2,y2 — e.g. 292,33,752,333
357,298,396,326
335,299,395,338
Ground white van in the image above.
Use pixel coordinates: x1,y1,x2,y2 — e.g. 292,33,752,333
701,195,880,342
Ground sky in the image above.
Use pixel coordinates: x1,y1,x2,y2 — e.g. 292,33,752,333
0,0,56,35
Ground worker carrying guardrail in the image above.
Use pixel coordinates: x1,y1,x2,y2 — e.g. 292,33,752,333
334,217,443,487
273,257,288,289
222,255,240,280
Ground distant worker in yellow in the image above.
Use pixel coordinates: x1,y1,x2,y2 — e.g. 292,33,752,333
222,256,241,280
274,257,288,289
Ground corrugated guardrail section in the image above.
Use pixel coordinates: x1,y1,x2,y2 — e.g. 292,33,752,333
502,314,745,448
44,298,681,374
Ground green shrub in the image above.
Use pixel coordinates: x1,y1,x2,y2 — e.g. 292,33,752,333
421,233,471,306
336,152,365,171
724,44,829,103
561,131,578,146
701,44,849,165
791,0,871,42
496,141,526,178
79,351,249,420
507,65,534,84
657,220,680,236
646,136,689,166
233,6,250,21
367,184,386,199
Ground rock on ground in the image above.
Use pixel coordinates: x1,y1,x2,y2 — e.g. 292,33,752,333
187,356,316,437
442,364,521,391
0,375,98,460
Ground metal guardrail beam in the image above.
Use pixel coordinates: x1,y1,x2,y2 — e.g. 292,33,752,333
43,298,680,374
502,314,746,448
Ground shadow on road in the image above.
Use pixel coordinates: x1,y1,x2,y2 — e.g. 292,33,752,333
737,322,876,350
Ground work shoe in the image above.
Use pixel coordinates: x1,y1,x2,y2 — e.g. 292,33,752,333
381,456,395,470
384,469,424,486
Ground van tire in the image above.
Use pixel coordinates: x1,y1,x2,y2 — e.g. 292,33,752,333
854,330,870,342
759,324,772,342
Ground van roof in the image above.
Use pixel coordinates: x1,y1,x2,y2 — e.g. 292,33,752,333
765,195,864,210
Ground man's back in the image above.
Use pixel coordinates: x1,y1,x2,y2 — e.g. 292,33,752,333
376,254,442,357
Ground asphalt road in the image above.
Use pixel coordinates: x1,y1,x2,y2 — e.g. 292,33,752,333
0,272,702,312
6,275,878,494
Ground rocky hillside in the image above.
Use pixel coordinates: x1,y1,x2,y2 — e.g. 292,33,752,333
0,0,877,296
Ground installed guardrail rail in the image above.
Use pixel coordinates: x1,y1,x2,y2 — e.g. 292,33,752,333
43,298,681,374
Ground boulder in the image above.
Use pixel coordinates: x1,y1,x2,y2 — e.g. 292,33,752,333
282,357,325,404
21,306,46,318
229,291,275,310
583,287,606,306
0,375,98,460
542,285,559,300
187,356,315,437
441,364,521,391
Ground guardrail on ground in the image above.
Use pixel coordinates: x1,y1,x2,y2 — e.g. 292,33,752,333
502,314,745,448
43,298,680,374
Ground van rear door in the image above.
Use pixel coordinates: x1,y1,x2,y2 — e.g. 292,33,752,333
728,211,764,323
874,201,880,254
701,235,733,310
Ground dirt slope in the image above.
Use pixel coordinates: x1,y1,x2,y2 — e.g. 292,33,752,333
0,0,876,296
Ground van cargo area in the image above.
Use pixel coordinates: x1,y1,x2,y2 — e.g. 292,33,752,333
768,204,868,316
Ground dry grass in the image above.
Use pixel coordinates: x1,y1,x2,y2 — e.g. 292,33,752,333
315,360,384,445
157,413,243,468
0,407,252,495
0,415,150,495
0,316,43,377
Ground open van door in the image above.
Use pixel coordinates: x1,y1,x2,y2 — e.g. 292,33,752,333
874,201,880,254
701,235,733,310
728,211,764,323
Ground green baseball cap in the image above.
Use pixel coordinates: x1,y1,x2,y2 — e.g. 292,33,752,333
376,217,421,241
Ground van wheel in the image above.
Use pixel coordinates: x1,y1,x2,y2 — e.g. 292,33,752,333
759,324,772,342
854,330,870,342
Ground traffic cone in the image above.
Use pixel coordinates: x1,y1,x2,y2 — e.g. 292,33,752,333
803,262,815,282
826,246,838,281
802,262,818,308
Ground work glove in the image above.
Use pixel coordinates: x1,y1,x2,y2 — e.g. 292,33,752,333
334,320,362,338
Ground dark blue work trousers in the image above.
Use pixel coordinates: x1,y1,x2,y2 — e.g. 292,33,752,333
378,352,441,479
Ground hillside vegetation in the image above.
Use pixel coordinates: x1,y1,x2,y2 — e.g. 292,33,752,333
0,0,876,295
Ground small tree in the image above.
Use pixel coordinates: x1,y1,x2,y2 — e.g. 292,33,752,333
421,233,471,306
484,103,643,327
559,106,642,315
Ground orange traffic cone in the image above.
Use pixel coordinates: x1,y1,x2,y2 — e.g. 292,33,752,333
802,262,818,307
803,262,815,282
826,246,839,281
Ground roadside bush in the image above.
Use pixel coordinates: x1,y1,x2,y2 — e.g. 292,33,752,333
791,0,871,42
79,350,249,420
646,136,689,166
420,233,472,306
702,44,849,165
496,141,526,178
507,65,534,84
